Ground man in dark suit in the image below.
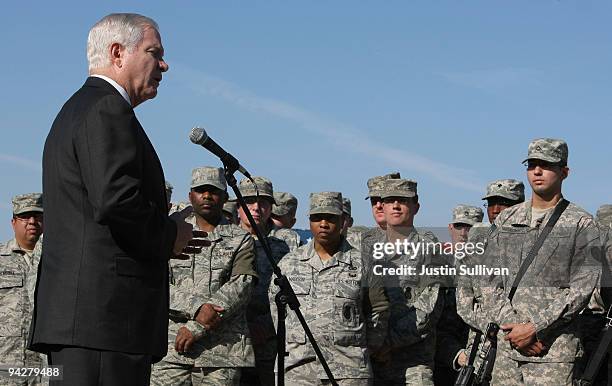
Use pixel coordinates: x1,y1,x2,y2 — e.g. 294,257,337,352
29,13,194,385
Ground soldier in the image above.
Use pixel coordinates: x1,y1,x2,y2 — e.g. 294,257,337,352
448,204,484,249
596,205,612,229
370,178,445,385
455,180,525,372
575,204,612,385
347,173,401,249
165,180,174,212
0,193,44,384
341,197,354,237
151,167,258,385
476,138,601,385
271,192,298,229
269,191,302,249
236,177,297,385
223,201,239,225
366,172,401,230
434,205,483,385
270,192,389,385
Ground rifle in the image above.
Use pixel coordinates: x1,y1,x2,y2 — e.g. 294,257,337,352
454,331,482,386
455,323,499,386
473,323,499,385
576,306,612,386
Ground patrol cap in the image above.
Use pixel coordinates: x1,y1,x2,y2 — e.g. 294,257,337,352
596,205,612,228
451,205,484,226
342,197,352,216
165,180,173,199
365,172,401,200
223,201,238,216
12,193,43,215
191,166,226,190
272,192,298,216
380,178,417,199
309,192,343,216
523,138,568,165
482,179,525,202
237,176,275,203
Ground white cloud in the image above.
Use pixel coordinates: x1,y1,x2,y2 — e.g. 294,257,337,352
436,67,543,92
173,64,482,192
0,153,41,172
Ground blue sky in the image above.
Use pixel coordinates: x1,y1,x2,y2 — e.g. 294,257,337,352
1,1,611,241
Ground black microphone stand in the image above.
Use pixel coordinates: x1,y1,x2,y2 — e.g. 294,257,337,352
222,163,337,386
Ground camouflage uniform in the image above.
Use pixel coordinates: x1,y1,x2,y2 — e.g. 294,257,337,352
596,205,612,229
457,180,525,340
0,194,44,386
151,167,258,386
476,139,601,385
370,179,445,385
234,177,297,385
270,192,389,385
434,205,483,385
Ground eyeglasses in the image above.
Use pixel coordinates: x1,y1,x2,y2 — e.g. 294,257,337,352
14,213,43,222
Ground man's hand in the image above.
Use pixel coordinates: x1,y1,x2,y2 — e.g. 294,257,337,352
518,340,548,357
175,326,195,353
501,322,536,350
170,206,194,258
195,303,225,330
371,346,392,363
169,207,212,259
456,350,468,367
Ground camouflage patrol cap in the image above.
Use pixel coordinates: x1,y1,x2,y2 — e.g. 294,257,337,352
342,197,351,216
238,176,275,203
523,138,568,165
309,192,343,216
365,172,401,199
223,201,238,216
596,205,612,228
380,178,417,199
482,179,525,202
191,166,226,190
272,192,298,216
12,193,43,215
165,180,173,198
451,205,484,226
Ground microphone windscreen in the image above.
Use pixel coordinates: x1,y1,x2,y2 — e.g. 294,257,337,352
189,127,208,145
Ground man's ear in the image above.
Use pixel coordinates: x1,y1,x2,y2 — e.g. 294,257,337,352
561,166,570,180
413,202,420,215
110,42,124,67
289,217,297,228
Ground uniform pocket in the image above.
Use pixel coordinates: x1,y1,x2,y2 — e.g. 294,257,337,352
0,273,24,337
334,285,361,329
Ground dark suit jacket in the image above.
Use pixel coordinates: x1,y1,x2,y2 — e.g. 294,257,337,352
29,77,177,360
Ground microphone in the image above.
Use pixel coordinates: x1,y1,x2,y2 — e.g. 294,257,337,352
189,127,252,178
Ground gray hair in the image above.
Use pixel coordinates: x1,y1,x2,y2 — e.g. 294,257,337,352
87,13,159,73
